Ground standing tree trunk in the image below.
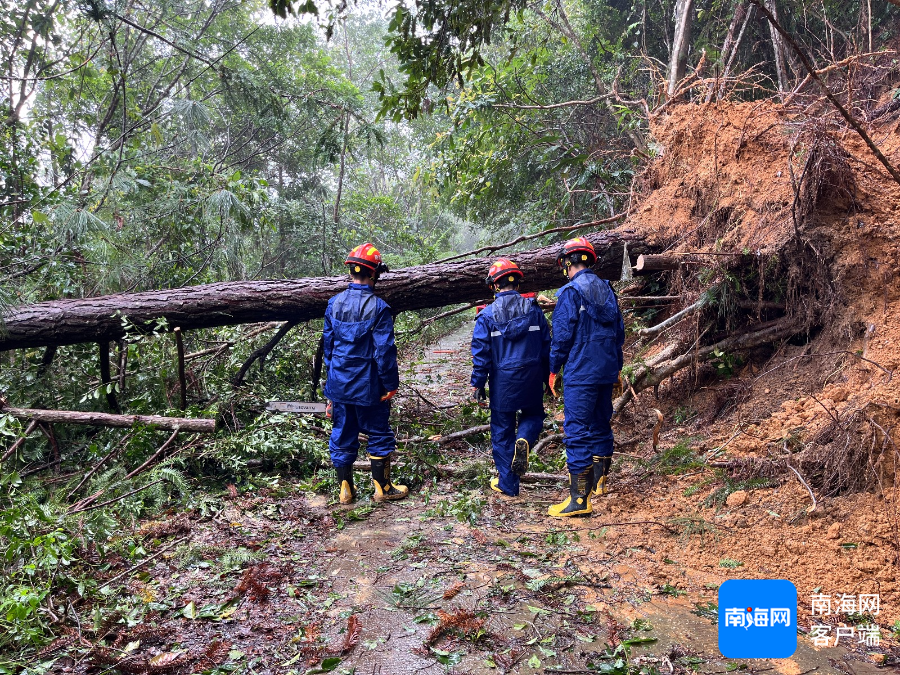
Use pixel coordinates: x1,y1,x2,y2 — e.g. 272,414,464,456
668,0,695,96
719,1,748,71
98,341,121,413
765,0,789,94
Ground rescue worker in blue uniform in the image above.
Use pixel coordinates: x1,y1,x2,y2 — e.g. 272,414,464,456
470,258,551,497
547,237,624,517
323,243,408,505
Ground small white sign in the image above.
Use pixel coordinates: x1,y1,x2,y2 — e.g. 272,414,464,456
266,401,328,414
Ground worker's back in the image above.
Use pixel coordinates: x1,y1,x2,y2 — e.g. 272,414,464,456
323,283,398,406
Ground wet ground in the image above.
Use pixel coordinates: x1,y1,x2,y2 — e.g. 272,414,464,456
49,319,896,674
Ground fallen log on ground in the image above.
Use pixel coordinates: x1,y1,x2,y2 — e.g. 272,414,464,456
1,407,217,433
616,318,802,413
0,231,650,351
637,292,711,337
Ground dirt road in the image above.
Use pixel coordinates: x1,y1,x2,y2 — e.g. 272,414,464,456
58,317,895,674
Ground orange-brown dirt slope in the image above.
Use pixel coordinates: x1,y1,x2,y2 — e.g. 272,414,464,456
602,99,900,633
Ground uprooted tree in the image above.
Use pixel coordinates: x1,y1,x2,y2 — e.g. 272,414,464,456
0,231,648,351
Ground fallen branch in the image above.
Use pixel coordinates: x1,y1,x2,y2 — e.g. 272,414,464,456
98,535,190,590
68,432,182,512
232,320,299,386
1,420,39,463
1,406,216,433
184,322,281,360
70,478,167,515
617,319,802,412
123,430,180,481
397,302,485,338
532,433,564,455
434,214,626,264
638,294,710,337
396,424,492,446
66,433,133,500
621,295,683,302
786,463,817,513
490,94,611,110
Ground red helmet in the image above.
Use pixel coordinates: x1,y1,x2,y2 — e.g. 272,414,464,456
556,236,596,268
346,243,388,276
485,258,524,286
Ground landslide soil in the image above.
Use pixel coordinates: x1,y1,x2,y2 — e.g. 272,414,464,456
608,98,900,646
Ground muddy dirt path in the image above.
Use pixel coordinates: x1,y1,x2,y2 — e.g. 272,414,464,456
61,320,894,675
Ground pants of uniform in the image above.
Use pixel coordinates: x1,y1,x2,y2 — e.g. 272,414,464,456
490,407,545,496
330,401,395,468
562,383,614,474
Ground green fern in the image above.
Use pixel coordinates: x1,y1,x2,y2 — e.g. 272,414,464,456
220,547,263,572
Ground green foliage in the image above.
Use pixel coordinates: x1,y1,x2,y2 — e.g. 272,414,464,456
673,406,697,425
710,348,741,379
692,601,719,622
423,490,484,526
718,558,744,569
645,439,703,475
701,475,779,509
658,584,686,597
669,514,720,545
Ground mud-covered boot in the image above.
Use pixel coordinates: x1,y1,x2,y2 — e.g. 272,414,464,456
336,465,356,505
490,477,517,500
547,468,593,518
369,454,409,502
591,455,612,497
511,438,530,476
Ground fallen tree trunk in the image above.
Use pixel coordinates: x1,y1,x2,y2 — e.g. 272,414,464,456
638,293,711,337
1,407,216,433
0,231,650,351
616,318,802,413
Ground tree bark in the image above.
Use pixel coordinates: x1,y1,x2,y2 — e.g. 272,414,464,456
174,327,187,410
0,231,650,351
668,0,695,95
1,407,216,433
98,341,121,413
764,0,789,94
635,254,682,272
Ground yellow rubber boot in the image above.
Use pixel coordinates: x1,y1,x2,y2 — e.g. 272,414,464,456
592,455,612,497
490,477,518,500
369,454,408,502
548,468,593,518
336,465,356,505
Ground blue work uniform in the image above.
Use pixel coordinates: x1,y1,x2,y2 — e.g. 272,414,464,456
471,291,551,495
549,269,625,474
323,283,399,468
